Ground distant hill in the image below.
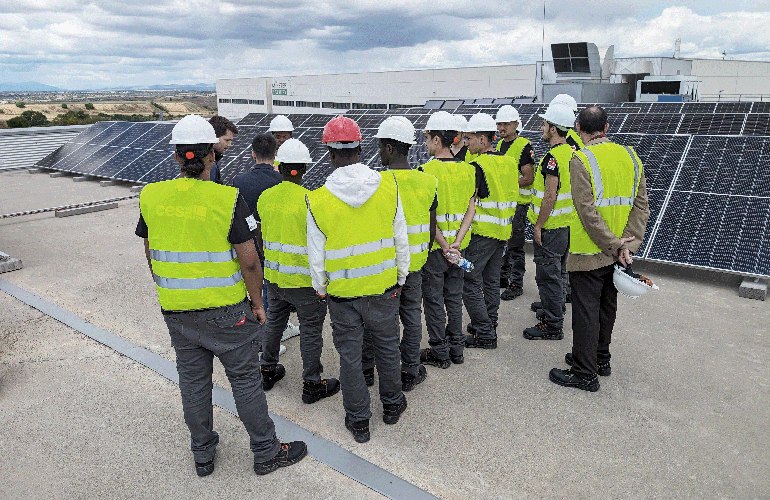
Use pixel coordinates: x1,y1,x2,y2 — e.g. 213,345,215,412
93,83,216,91
0,81,64,92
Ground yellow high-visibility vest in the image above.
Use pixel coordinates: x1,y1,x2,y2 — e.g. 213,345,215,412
527,143,575,229
496,136,533,204
471,152,519,241
420,158,476,251
389,169,437,272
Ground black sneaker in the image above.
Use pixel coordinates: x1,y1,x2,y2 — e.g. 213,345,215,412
401,365,427,392
548,368,599,392
261,364,286,391
383,398,408,424
420,348,451,369
466,323,477,335
345,415,370,443
565,353,611,376
499,276,510,289
464,334,497,349
253,441,308,475
530,301,542,312
523,322,564,340
195,451,215,477
363,367,374,387
501,284,523,301
450,353,464,364
302,378,341,404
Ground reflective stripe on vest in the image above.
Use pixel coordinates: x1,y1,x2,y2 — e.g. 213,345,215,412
527,143,575,229
257,182,313,288
307,171,400,297
471,152,519,240
140,178,246,311
421,158,475,251
407,223,431,234
570,143,643,255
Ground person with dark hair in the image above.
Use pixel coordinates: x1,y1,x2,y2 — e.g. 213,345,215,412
207,115,238,184
267,115,294,169
419,111,476,367
306,115,409,443
257,138,340,403
495,105,535,301
135,115,306,477
523,103,577,342
549,105,649,392
461,113,519,350
362,116,436,391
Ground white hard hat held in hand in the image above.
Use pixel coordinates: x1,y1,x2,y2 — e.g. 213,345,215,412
375,116,417,145
275,138,312,164
613,264,660,298
169,115,219,145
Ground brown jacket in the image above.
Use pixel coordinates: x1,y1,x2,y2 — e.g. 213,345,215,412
567,137,650,272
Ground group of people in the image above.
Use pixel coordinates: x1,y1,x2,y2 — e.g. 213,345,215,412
136,94,649,476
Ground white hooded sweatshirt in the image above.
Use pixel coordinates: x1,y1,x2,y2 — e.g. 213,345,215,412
306,163,410,296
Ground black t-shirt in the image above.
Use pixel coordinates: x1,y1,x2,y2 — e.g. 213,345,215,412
135,194,257,245
231,164,282,221
453,145,469,162
539,151,560,179
472,163,491,199
566,135,581,151
430,193,438,211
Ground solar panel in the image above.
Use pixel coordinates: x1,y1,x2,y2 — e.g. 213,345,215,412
619,113,682,134
742,114,770,136
715,102,752,114
90,147,146,179
237,113,266,126
441,100,463,110
648,102,684,114
621,103,652,113
612,134,689,191
86,122,133,146
751,102,770,114
115,149,167,182
683,102,717,114
677,114,745,135
106,122,158,148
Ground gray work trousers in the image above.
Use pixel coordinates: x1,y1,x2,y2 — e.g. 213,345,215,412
163,299,281,464
261,282,327,383
328,288,405,423
533,226,570,329
501,203,529,287
463,234,507,340
363,271,423,377
421,249,465,359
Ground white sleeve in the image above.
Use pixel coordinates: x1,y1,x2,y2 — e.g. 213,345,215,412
393,194,410,285
306,207,328,295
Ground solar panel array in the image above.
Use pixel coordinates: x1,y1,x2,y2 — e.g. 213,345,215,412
34,100,770,276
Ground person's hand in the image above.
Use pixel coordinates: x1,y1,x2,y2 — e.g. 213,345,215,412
251,303,266,324
533,226,542,246
617,236,635,267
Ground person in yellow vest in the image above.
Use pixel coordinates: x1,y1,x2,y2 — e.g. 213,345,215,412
523,103,577,341
257,138,340,403
549,105,649,392
495,105,535,301
461,113,519,349
550,94,584,151
359,116,437,390
306,115,410,443
450,114,470,162
420,111,477,367
268,115,294,170
135,115,306,477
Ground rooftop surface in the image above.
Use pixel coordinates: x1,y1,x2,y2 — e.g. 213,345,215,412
1,170,768,499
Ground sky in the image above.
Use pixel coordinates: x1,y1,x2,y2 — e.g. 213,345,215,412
1,1,770,90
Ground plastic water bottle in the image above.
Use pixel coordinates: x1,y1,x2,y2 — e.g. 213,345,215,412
445,251,475,272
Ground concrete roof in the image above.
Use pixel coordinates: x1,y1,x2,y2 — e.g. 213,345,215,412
1,170,768,499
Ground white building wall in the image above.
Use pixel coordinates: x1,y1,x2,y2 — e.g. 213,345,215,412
691,59,770,99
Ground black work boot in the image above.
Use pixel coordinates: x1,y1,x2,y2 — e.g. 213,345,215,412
420,348,451,369
523,321,564,340
261,364,286,391
195,450,216,477
565,353,611,376
253,441,308,475
548,368,599,392
450,352,464,364
302,378,341,404
464,334,497,349
345,415,370,443
530,301,542,312
501,284,523,301
363,367,374,387
383,398,408,424
401,365,427,392
499,276,510,289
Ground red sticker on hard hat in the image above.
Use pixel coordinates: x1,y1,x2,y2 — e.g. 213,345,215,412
291,170,298,176
453,137,459,144
185,151,195,160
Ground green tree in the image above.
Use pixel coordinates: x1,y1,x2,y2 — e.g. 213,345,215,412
84,102,95,110
61,103,68,109
7,116,31,128
20,110,49,127
15,101,25,108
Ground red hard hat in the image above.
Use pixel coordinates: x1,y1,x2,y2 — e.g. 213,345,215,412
322,115,362,147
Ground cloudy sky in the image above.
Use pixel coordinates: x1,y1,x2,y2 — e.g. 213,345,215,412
2,1,770,90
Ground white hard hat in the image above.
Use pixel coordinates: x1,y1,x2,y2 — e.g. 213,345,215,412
169,115,219,145
551,94,579,113
425,111,457,131
612,265,659,298
517,121,523,133
275,138,312,164
539,103,576,131
496,105,521,124
375,116,416,145
268,115,294,132
466,113,498,133
453,114,468,133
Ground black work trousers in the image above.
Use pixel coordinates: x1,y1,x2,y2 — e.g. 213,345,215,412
501,203,529,287
569,265,617,378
